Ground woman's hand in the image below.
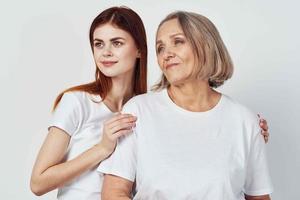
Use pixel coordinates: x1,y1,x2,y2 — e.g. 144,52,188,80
258,114,269,143
98,113,137,157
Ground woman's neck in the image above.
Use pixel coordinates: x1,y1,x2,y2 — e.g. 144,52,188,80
168,79,221,112
104,73,134,112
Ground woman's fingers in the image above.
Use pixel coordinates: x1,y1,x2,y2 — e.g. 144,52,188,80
104,114,136,138
261,129,269,137
262,129,269,142
109,117,137,131
259,118,269,131
113,129,134,140
257,114,270,143
110,122,135,134
264,135,269,143
105,113,133,124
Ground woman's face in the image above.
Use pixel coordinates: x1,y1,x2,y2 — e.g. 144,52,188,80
93,23,139,78
156,18,196,85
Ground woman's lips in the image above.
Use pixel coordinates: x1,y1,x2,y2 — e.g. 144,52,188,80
165,63,179,69
101,61,118,67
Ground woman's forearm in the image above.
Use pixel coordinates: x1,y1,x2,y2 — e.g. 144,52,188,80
30,144,110,196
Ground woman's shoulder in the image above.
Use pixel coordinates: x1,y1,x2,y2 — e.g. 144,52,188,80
63,91,101,105
222,94,258,123
130,90,164,103
59,91,106,120
122,90,165,115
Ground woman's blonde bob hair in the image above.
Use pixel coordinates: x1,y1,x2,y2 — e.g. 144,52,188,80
152,11,233,90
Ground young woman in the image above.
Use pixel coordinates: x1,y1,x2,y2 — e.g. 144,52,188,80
30,7,147,199
99,11,273,200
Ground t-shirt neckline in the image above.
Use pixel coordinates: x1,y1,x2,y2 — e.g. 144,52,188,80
88,93,115,114
161,88,224,116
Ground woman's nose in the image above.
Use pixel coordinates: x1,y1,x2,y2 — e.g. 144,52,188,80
103,45,113,57
163,48,175,60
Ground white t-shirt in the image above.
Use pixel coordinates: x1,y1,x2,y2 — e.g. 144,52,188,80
49,91,114,200
97,89,273,200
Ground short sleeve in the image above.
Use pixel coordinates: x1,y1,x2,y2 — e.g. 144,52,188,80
244,127,274,195
48,92,82,136
97,100,138,182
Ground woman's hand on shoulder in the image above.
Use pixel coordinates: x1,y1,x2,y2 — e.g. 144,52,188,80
97,113,137,157
258,114,270,143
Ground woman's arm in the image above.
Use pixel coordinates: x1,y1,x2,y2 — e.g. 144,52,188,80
30,127,110,196
101,174,133,200
30,113,136,196
245,194,271,200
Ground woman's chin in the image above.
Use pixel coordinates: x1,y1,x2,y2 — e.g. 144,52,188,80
98,69,122,78
166,76,188,86
168,79,184,87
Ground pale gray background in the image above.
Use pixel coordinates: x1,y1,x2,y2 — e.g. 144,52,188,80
1,0,299,199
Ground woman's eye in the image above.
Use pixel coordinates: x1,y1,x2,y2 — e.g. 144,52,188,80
113,41,123,47
174,39,184,45
157,46,165,54
94,42,104,48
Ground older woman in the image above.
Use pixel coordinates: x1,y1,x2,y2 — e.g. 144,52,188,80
98,11,273,200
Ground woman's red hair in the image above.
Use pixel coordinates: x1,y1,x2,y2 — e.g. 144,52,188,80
53,6,147,110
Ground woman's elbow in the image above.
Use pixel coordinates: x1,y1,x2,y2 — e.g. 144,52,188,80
30,183,43,196
30,176,47,196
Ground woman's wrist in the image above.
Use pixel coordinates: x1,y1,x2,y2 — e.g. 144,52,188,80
93,143,114,161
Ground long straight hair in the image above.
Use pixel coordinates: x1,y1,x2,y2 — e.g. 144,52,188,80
53,6,147,110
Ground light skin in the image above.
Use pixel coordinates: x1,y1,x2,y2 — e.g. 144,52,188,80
102,19,271,200
30,23,139,196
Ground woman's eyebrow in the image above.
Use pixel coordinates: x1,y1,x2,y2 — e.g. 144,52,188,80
110,37,125,42
156,33,185,45
170,33,184,38
93,38,103,42
93,37,125,42
156,40,163,46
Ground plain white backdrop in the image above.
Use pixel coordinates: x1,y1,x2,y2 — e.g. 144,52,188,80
1,0,299,199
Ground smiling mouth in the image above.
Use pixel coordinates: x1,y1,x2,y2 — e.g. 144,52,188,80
101,61,118,67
